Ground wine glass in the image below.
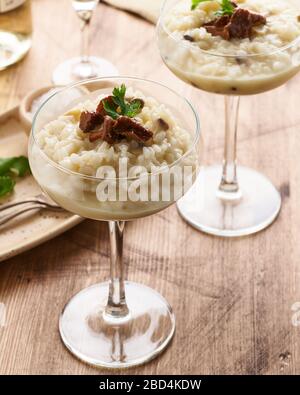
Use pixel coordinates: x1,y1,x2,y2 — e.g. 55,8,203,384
52,0,118,85
28,77,201,368
157,0,300,237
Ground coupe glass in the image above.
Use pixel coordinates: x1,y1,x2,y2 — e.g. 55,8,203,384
52,0,118,85
157,0,300,237
28,77,201,368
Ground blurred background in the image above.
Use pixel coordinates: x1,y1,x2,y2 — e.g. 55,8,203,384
0,0,181,111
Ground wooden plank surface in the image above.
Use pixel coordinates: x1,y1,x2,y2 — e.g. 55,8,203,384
1,0,300,375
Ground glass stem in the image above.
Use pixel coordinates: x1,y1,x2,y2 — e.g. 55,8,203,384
105,221,129,318
80,19,90,63
218,95,241,199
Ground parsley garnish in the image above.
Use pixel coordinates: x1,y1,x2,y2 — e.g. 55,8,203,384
191,0,235,16
215,0,235,16
0,156,30,197
103,84,143,120
191,0,210,10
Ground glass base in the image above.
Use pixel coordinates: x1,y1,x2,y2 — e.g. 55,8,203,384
59,281,175,368
177,165,281,237
52,56,119,85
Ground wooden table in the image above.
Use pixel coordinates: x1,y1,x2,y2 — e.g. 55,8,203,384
1,0,300,375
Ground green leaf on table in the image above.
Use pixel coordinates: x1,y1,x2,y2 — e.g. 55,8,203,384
10,156,31,177
0,176,16,197
0,157,15,176
0,156,30,198
0,156,30,177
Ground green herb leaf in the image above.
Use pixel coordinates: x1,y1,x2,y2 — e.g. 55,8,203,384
103,84,143,120
191,0,235,16
126,99,143,118
191,0,212,11
0,156,30,177
103,101,119,120
0,157,15,176
113,84,126,101
0,176,15,197
0,156,30,198
112,84,127,114
10,156,30,177
215,0,235,16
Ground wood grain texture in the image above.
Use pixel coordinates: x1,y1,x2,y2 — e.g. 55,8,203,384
1,0,300,375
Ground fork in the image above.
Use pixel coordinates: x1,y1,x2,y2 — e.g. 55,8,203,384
0,194,63,226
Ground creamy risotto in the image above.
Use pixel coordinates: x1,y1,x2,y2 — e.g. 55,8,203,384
35,88,192,177
29,87,198,220
158,0,300,94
